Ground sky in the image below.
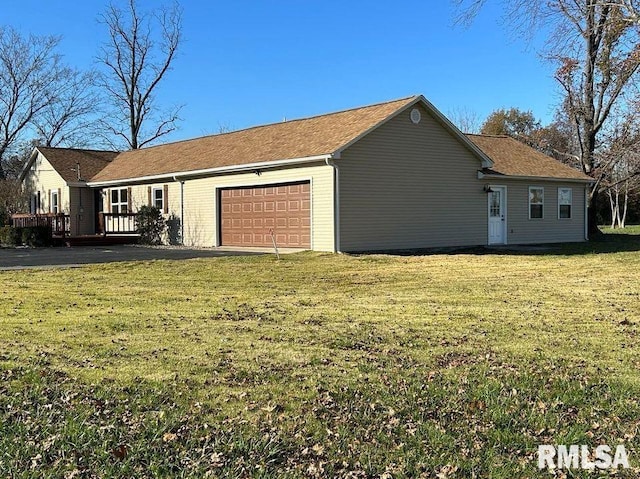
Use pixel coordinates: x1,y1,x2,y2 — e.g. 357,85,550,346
4,0,561,144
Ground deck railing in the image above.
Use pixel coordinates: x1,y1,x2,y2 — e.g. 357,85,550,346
98,212,139,236
11,213,70,237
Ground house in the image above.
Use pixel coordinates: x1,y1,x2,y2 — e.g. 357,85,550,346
20,147,118,236
20,95,592,251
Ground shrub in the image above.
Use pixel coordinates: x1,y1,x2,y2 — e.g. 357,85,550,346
0,226,22,246
0,208,8,227
136,206,166,245
21,226,53,247
166,214,182,245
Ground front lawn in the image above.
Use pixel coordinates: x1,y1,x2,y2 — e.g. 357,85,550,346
2,230,640,477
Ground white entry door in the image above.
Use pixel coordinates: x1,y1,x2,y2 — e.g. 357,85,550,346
488,186,506,244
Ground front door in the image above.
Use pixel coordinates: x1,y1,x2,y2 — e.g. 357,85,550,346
488,186,506,244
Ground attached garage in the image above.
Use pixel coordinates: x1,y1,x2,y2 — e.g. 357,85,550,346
219,181,311,248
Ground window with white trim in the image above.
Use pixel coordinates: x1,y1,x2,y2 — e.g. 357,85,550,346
529,187,544,219
111,188,128,213
152,187,164,211
51,190,59,214
558,188,572,219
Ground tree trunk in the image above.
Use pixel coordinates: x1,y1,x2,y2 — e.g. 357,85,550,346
608,189,616,228
621,185,629,228
588,187,603,236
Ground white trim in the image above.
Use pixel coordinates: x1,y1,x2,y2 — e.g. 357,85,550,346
478,171,593,184
326,159,340,253
557,187,572,220
51,190,60,214
110,187,129,214
152,186,164,211
528,186,544,220
333,95,494,169
18,147,40,182
88,155,332,187
585,186,590,240
487,185,507,245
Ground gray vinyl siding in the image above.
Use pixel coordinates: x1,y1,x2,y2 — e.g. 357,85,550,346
338,104,487,251
498,180,587,244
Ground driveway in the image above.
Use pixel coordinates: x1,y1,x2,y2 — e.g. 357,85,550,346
0,245,268,270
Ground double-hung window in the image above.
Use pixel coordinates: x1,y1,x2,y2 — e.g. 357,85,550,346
558,188,572,219
111,188,128,213
529,187,544,219
51,190,59,214
152,187,164,211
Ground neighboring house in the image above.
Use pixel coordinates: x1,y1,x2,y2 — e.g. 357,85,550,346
19,95,592,251
20,147,118,236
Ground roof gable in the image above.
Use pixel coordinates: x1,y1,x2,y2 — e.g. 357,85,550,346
90,95,493,184
466,134,591,181
22,147,118,183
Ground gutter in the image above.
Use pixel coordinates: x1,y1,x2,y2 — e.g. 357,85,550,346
325,157,340,253
478,171,593,184
87,154,333,187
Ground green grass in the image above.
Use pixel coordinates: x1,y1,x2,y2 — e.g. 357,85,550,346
2,228,640,477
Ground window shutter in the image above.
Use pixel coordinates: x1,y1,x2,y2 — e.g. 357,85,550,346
48,189,51,212
163,184,169,214
106,189,111,213
148,186,152,206
127,187,132,211
57,188,62,213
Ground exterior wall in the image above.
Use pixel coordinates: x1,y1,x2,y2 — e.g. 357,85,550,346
493,179,587,244
23,154,69,214
103,162,335,250
337,103,488,251
68,187,97,235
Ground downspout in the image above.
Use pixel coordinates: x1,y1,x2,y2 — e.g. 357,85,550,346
173,176,185,245
584,185,589,241
325,157,340,253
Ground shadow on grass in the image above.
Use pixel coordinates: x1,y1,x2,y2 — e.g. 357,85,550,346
350,229,640,257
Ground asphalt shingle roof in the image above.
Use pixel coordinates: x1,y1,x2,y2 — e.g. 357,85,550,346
36,147,118,183
466,134,591,181
91,96,419,182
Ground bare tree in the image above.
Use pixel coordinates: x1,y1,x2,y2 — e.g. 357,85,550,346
454,0,640,234
97,0,183,150
0,27,65,179
448,106,482,133
31,69,99,148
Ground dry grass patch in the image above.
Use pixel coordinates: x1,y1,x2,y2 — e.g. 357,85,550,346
1,231,640,477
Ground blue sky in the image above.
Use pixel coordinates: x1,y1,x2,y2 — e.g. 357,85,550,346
5,0,560,143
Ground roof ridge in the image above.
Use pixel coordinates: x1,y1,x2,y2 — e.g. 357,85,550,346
466,133,511,139
119,95,421,154
38,146,120,154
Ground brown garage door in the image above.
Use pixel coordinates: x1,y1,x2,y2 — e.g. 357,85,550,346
220,181,311,248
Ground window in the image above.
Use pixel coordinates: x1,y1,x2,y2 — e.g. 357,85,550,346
529,187,544,219
30,193,40,214
111,188,128,213
51,190,59,214
153,187,164,211
558,188,572,219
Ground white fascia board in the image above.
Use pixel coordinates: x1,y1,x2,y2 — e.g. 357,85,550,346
19,147,41,182
332,95,494,169
87,154,333,187
478,171,594,184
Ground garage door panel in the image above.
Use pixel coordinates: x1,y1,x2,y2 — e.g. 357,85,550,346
220,181,310,248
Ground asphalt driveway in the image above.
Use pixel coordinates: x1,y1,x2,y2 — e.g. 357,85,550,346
0,245,267,270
